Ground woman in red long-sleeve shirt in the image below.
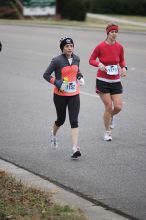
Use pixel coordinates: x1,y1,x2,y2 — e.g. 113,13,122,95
89,23,127,141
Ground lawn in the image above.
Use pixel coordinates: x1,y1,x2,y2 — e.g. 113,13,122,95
0,171,87,220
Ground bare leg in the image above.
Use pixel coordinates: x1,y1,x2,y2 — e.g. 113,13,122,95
52,123,59,136
71,127,81,158
111,94,123,117
71,127,79,147
51,123,60,149
99,93,113,131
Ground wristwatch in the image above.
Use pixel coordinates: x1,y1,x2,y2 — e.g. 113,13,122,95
124,66,128,70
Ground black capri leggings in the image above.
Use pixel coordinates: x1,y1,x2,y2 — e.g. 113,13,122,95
53,94,80,128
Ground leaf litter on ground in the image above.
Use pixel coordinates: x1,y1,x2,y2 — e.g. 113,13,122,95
0,170,88,220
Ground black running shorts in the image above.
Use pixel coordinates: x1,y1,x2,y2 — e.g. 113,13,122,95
96,79,123,95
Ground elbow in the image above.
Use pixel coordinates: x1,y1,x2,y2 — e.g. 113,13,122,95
43,73,49,82
89,59,94,66
89,59,92,65
43,72,47,80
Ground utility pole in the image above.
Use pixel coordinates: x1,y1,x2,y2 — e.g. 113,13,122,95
55,0,61,19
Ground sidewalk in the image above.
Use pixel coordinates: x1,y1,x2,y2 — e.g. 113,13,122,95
87,13,146,27
0,159,129,220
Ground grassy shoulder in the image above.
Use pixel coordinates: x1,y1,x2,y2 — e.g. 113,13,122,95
0,171,87,220
0,15,146,32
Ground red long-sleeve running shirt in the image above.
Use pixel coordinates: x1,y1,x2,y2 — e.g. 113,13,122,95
89,41,126,82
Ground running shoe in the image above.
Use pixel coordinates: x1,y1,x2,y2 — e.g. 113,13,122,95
51,131,58,149
103,131,112,141
71,146,81,158
110,117,115,129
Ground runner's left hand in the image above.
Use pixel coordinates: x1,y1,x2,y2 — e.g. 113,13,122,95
77,73,85,86
121,67,127,77
78,77,85,86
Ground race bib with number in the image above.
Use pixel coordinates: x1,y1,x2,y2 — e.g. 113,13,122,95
106,65,119,75
65,81,77,93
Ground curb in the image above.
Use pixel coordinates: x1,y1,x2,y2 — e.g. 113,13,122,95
0,19,146,35
0,159,128,220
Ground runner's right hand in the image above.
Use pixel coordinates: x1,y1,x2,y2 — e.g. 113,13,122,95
54,79,63,89
98,62,106,71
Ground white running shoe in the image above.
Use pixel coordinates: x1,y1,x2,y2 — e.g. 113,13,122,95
103,131,112,141
110,117,115,129
71,146,81,158
51,131,58,149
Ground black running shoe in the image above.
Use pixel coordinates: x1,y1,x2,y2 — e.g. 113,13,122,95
71,150,81,159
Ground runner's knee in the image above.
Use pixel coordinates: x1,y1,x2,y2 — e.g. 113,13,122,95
115,104,122,112
55,119,65,127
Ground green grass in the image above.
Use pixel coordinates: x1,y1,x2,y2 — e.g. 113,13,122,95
0,171,87,220
0,15,146,31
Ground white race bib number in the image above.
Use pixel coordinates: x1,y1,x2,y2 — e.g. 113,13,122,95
106,65,119,75
65,81,77,93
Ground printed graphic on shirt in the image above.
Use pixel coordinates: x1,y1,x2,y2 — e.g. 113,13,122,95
55,65,79,96
61,65,78,81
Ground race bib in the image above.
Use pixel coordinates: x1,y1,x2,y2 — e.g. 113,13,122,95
65,81,77,93
106,65,119,75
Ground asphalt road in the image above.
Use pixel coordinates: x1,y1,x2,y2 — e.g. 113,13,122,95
0,24,146,220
